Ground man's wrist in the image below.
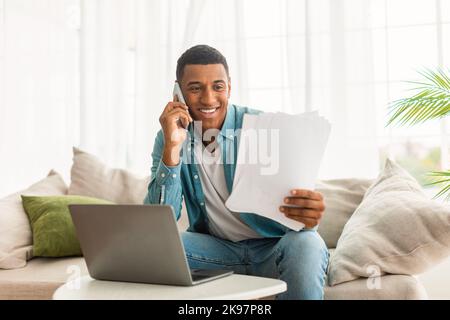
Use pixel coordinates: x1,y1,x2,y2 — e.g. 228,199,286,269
162,145,181,166
156,157,182,186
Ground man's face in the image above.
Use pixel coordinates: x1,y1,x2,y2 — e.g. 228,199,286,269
179,64,231,133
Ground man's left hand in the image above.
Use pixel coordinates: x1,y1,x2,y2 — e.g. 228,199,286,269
279,189,325,229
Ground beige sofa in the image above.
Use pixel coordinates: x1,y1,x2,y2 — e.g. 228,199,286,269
0,251,427,300
0,211,427,300
0,148,429,300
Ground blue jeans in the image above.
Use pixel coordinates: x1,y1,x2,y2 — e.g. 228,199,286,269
181,229,329,300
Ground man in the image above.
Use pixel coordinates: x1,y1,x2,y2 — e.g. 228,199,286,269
144,45,329,300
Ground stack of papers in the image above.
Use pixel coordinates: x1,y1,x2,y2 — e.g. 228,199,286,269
225,111,331,231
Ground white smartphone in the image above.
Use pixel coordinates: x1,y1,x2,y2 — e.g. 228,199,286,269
173,81,186,105
172,81,190,129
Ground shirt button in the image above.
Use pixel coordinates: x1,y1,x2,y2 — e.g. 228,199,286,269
194,175,198,179
172,174,177,178
200,202,205,206
229,135,233,139
161,173,165,177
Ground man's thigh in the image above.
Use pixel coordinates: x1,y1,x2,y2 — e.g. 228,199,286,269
181,232,247,274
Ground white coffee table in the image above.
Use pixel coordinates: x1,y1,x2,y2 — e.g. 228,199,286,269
53,274,287,300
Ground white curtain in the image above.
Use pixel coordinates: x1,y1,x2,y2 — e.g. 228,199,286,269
0,0,80,196
307,0,379,179
2,0,443,197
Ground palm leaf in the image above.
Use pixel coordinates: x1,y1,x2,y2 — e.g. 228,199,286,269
386,68,450,127
425,171,450,201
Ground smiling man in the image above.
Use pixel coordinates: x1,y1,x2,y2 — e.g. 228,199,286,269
144,45,329,300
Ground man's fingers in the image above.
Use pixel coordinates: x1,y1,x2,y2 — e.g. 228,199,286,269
279,207,322,219
177,114,191,129
285,215,319,228
178,117,188,129
166,104,189,114
289,189,323,201
163,102,189,114
166,108,191,118
283,197,325,211
162,111,192,129
165,109,193,123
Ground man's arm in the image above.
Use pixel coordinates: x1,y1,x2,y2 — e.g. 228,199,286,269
144,96,192,220
143,130,184,220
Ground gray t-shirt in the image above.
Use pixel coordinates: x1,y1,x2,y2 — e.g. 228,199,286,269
194,137,262,242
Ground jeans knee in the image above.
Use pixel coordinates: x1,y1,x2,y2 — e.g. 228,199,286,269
277,230,329,264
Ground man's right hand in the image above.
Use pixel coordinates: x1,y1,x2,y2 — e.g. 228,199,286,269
159,98,193,166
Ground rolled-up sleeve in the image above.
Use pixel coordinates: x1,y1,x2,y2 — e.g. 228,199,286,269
143,130,183,220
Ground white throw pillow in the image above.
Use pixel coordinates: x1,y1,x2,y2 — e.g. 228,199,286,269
328,159,450,286
0,170,67,269
315,178,374,249
68,147,150,204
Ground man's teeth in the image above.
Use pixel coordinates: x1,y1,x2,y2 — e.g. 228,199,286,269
199,108,218,113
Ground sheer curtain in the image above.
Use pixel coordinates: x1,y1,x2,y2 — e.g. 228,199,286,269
0,0,80,196
150,0,379,179
76,0,379,180
1,0,445,197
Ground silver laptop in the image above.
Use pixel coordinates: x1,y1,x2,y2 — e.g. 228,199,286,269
69,204,233,286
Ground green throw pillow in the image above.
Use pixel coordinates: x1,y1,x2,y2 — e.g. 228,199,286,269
21,195,114,257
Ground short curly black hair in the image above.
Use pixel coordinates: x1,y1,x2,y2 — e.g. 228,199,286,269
176,45,229,82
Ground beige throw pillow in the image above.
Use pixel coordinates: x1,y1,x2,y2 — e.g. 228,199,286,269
0,170,68,269
316,178,374,248
68,147,150,204
328,159,450,286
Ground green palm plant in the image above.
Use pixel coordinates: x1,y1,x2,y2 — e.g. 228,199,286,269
386,68,450,200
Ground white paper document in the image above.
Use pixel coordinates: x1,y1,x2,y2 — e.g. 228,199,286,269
225,111,331,231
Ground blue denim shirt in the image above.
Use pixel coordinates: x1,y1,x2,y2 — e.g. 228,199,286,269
143,104,290,238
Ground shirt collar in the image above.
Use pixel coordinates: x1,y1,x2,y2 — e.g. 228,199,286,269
218,103,235,141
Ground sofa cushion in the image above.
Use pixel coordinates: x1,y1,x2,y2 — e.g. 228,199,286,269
21,195,114,257
328,159,450,286
0,171,68,269
324,248,427,299
0,257,88,300
68,147,150,204
324,274,427,300
315,178,374,248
